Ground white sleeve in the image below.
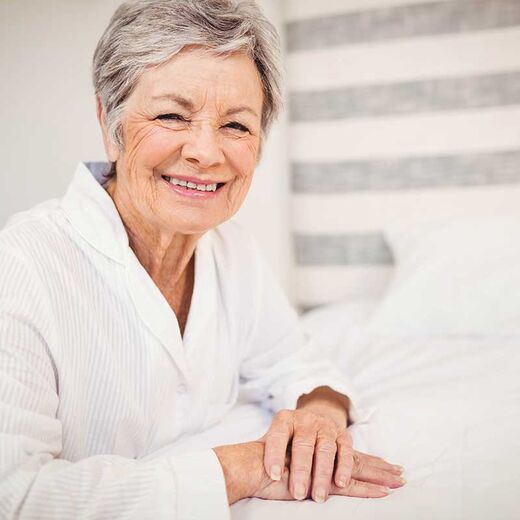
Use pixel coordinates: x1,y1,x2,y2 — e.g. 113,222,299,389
238,235,363,425
0,246,230,520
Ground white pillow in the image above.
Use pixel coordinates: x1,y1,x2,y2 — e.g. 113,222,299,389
300,300,379,359
368,215,520,335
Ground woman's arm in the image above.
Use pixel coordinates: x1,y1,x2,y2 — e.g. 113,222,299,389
0,245,229,520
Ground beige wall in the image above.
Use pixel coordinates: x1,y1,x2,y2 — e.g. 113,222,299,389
0,0,293,299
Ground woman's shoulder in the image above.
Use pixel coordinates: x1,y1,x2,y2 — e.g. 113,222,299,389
0,198,68,262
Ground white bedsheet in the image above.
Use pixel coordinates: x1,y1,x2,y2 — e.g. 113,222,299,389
150,303,520,519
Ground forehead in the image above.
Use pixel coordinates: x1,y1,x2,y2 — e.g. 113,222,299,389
132,47,264,109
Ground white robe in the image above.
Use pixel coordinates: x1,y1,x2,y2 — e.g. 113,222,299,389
0,163,360,519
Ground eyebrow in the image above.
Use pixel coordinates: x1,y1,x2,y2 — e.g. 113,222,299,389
152,94,194,111
151,94,259,118
225,105,259,118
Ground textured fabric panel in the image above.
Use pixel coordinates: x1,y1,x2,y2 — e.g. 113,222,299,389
287,0,520,51
292,150,520,193
294,233,393,266
290,71,520,121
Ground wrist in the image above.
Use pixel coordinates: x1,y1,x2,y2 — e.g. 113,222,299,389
213,441,265,504
297,386,351,428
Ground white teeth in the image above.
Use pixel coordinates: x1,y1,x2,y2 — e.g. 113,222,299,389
165,176,218,192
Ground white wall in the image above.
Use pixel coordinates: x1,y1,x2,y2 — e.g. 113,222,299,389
0,0,293,299
233,0,293,300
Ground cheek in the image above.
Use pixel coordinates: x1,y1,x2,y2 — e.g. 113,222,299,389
221,140,258,212
225,139,259,180
126,125,183,171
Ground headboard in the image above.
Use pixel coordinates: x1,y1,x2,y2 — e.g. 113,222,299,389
285,0,520,311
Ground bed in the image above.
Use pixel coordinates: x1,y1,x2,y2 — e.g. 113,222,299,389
157,214,520,519
161,303,519,519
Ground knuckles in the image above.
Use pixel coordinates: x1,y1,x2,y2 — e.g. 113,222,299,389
352,452,364,473
291,438,316,450
274,409,293,421
314,441,337,454
265,429,290,441
274,409,340,430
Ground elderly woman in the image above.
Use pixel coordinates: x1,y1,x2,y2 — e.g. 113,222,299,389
0,0,405,518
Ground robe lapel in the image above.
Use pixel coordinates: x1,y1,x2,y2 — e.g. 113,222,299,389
124,245,189,377
181,230,217,364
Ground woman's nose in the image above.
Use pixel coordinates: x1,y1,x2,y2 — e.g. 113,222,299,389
181,125,225,169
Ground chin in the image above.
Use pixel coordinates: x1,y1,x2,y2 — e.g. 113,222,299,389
163,216,222,235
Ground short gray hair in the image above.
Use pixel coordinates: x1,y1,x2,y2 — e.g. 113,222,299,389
93,0,283,151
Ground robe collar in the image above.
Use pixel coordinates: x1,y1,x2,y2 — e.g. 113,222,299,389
61,162,217,377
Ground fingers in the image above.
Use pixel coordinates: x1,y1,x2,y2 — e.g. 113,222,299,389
353,458,405,488
333,477,390,498
352,451,406,488
310,431,337,502
355,450,404,475
333,430,354,489
289,425,317,500
263,411,294,482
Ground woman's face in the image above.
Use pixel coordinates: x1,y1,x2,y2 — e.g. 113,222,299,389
102,47,264,235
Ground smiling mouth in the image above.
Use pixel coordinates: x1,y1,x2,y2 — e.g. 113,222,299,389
161,175,226,192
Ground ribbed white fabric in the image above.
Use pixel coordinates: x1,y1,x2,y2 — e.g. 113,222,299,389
0,163,360,519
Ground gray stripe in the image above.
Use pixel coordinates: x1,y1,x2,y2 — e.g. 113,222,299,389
290,71,520,122
287,0,520,52
294,233,393,266
292,150,520,193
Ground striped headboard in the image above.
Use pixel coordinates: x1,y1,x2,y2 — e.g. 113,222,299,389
285,0,520,311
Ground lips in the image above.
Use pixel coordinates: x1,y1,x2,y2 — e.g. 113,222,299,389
160,175,228,200
161,175,226,190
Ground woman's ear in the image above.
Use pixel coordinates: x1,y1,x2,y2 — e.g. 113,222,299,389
96,95,120,163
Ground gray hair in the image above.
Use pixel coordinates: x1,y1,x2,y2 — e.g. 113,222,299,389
93,0,283,153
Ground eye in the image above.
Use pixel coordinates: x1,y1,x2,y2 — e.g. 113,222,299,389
156,113,188,122
224,121,250,133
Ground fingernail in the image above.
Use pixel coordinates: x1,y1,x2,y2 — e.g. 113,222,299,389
295,483,306,500
393,465,404,473
270,465,281,481
338,478,346,488
398,477,407,485
314,487,326,503
378,486,390,495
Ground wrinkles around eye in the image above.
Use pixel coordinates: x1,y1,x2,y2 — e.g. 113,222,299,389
156,113,186,122
155,114,251,135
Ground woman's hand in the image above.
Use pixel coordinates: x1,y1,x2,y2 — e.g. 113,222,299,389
213,437,405,505
261,408,405,503
254,448,404,501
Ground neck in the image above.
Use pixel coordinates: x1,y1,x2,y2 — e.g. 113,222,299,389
106,180,203,290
